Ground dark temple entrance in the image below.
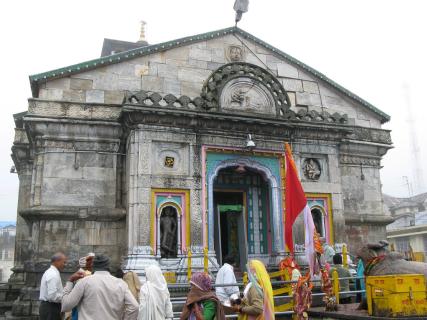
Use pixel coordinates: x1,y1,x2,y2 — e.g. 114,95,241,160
213,166,272,270
214,191,247,270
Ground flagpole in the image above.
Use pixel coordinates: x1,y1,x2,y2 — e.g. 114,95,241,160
282,142,288,254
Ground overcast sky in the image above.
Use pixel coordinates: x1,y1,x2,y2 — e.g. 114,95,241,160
0,0,426,221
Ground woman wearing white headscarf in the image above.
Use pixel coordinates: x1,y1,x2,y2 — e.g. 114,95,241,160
138,265,173,320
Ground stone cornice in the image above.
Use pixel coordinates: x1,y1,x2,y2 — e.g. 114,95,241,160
345,215,395,226
121,103,393,147
339,154,382,167
19,206,126,221
121,106,350,143
28,98,122,121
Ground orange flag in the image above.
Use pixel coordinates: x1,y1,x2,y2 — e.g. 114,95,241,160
284,143,307,253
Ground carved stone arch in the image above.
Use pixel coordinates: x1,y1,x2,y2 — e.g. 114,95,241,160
201,62,291,114
207,157,284,253
157,201,182,217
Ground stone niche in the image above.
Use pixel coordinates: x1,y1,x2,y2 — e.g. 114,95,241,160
300,155,329,183
151,141,190,176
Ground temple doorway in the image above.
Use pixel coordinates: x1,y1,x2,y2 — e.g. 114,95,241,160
213,166,271,270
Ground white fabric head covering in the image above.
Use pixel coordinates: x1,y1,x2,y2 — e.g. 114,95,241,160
139,265,173,320
145,265,168,292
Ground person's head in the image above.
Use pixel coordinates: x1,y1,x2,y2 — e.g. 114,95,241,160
145,265,167,288
223,254,236,266
115,269,124,279
92,254,110,272
247,260,274,316
85,254,94,272
247,260,268,285
78,252,95,271
333,253,343,265
190,272,212,291
51,252,66,271
320,237,326,245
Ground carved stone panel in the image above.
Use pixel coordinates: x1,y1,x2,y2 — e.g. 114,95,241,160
302,158,321,181
220,77,275,115
151,141,190,176
226,45,245,62
299,156,329,182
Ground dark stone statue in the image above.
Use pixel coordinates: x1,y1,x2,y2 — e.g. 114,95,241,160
160,207,178,258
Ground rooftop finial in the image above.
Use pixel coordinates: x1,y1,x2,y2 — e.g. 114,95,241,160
138,21,147,42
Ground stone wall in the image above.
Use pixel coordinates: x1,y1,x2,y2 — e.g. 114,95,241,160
126,127,201,250
39,34,383,128
12,99,127,270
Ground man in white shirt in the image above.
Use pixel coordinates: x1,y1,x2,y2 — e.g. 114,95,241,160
215,255,240,304
61,254,138,320
39,252,67,320
321,238,336,264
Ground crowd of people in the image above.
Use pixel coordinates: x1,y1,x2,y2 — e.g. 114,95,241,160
38,252,275,320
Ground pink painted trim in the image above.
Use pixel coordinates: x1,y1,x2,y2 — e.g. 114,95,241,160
266,187,272,254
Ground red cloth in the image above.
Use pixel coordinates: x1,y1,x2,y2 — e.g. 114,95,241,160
284,143,307,253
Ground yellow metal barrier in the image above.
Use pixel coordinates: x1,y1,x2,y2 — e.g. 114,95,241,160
203,247,209,273
243,272,248,287
332,269,340,304
269,269,294,312
366,274,427,317
187,250,192,282
164,271,177,284
342,244,348,269
413,252,425,262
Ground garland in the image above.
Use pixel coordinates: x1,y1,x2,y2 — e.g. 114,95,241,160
320,267,337,311
365,255,385,276
294,273,313,320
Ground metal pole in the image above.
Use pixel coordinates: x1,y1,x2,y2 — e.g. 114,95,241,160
332,269,340,304
187,250,192,282
342,244,348,269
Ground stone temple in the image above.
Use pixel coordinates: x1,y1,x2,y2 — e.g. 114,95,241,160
6,26,393,317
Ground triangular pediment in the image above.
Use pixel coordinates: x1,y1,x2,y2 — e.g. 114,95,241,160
31,26,389,125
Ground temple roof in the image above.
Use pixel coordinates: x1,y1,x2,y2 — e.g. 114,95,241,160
100,38,149,57
29,26,390,123
384,192,427,211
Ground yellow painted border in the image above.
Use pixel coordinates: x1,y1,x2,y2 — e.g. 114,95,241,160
150,188,191,253
305,193,334,244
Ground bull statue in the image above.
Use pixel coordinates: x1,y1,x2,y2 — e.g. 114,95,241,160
357,240,427,278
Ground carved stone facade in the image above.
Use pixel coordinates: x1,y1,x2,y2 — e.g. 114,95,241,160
5,27,393,318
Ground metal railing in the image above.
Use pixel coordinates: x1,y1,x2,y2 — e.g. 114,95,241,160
167,273,366,319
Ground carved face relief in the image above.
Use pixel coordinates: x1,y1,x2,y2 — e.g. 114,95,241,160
164,156,175,168
227,45,244,62
220,77,275,115
302,158,321,181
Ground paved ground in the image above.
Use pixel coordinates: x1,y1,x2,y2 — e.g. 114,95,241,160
309,303,426,319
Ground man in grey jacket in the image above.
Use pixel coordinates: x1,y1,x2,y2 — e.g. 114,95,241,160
62,254,138,320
